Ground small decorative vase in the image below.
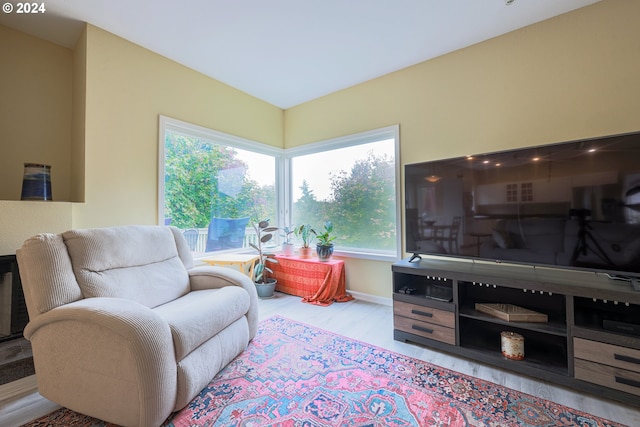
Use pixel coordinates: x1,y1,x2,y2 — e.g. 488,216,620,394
21,163,52,201
316,244,334,262
299,246,312,259
282,243,294,256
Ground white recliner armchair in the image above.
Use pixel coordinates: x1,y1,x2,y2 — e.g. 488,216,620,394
16,225,259,427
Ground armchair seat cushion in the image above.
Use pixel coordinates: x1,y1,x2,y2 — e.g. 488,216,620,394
154,287,250,361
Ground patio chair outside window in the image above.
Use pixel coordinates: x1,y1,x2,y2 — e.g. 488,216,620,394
206,217,250,252
182,228,200,251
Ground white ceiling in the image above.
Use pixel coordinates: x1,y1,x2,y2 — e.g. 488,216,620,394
1,0,600,108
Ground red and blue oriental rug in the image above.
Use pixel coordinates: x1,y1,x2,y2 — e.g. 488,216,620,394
24,316,624,426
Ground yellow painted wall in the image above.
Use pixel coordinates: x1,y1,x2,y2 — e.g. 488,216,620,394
0,25,72,202
72,25,284,228
71,27,87,203
2,0,639,300
0,201,73,254
0,23,282,253
284,0,640,298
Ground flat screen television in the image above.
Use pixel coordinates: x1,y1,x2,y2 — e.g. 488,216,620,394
405,131,640,283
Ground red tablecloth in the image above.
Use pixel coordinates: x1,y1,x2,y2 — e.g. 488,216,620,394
271,255,353,306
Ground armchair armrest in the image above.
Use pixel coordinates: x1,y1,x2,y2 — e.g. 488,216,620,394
24,297,177,427
188,266,259,339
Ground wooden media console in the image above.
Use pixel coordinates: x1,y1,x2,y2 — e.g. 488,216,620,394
392,257,640,407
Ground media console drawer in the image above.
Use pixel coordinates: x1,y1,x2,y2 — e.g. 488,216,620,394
393,301,455,345
394,315,456,345
575,359,640,396
574,338,640,374
574,338,640,396
393,300,455,328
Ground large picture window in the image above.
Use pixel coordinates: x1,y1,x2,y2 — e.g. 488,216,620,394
159,116,282,254
159,117,399,260
287,126,400,259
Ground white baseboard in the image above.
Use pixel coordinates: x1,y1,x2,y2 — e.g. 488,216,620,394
348,290,392,306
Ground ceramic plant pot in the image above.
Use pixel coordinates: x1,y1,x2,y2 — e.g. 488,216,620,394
299,246,313,259
282,243,294,256
255,279,277,298
316,243,334,261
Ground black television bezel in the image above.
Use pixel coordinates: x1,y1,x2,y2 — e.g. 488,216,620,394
403,131,640,287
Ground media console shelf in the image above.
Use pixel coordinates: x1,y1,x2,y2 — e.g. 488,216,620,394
392,257,640,407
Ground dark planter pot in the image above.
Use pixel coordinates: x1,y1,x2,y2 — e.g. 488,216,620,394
316,243,334,261
255,278,277,298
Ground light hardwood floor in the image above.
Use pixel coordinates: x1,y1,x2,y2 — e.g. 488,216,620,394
1,293,639,426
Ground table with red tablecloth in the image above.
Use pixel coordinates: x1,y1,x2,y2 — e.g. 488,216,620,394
271,255,353,306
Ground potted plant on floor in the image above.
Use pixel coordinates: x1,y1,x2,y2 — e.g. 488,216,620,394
313,221,335,261
281,225,295,256
294,224,314,258
250,219,279,298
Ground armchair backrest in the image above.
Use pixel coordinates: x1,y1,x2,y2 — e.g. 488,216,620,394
17,225,194,321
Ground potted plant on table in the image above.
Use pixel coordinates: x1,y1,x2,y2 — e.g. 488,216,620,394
313,221,335,261
281,225,295,256
294,224,314,258
250,219,279,298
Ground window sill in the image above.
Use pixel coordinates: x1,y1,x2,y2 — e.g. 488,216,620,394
333,249,399,263
193,248,398,263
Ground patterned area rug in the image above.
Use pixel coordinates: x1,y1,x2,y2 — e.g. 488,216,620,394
23,316,623,427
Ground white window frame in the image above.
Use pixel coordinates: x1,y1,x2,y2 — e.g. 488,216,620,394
159,117,400,261
158,116,285,242
285,125,401,261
